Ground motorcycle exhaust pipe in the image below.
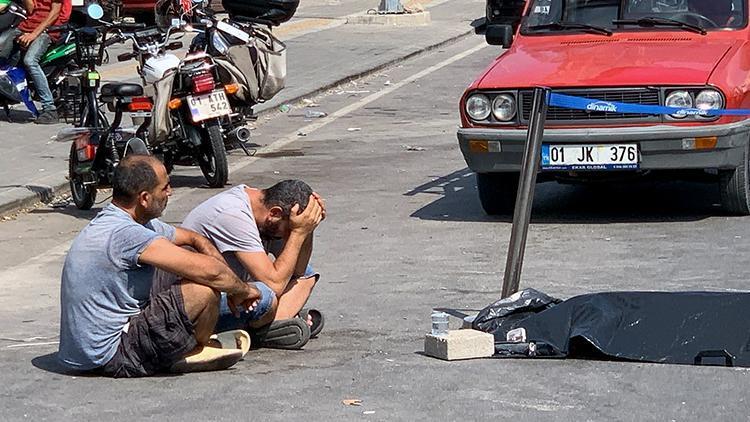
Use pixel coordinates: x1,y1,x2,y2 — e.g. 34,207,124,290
226,126,251,144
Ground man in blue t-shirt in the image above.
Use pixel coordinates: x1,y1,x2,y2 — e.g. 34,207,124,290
58,155,262,377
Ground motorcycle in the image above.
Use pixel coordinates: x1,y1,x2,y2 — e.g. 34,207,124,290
0,1,85,120
55,4,153,209
116,5,234,187
186,4,291,153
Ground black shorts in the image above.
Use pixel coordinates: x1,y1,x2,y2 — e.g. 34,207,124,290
98,283,197,378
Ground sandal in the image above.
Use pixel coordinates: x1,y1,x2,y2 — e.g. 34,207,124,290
299,308,325,338
250,317,311,350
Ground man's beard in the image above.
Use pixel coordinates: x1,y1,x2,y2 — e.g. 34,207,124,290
145,197,168,220
260,219,283,240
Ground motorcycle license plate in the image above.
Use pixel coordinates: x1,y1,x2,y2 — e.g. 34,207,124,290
187,91,230,122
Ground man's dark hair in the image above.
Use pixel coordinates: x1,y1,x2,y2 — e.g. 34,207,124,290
112,155,160,205
262,180,313,217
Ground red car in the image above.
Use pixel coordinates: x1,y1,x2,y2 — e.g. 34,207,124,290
459,0,750,215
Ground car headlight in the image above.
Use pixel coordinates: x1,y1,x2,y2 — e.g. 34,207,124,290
492,94,516,121
695,89,723,112
466,94,491,121
666,90,693,119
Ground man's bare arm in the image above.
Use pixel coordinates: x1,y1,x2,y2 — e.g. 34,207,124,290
139,238,245,294
172,227,225,263
22,0,34,15
235,230,308,296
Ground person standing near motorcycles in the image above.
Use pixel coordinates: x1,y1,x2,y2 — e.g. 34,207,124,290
0,0,71,124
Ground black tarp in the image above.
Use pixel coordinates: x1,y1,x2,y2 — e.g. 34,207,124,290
473,289,750,367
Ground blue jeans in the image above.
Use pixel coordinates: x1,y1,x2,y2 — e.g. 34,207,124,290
214,264,319,332
0,28,55,111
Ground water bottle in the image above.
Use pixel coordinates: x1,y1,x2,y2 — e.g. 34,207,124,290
431,311,449,336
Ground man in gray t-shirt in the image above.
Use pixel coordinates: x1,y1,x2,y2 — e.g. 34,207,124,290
181,180,326,348
58,155,261,377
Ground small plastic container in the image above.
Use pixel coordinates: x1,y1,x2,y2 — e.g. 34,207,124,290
431,311,449,336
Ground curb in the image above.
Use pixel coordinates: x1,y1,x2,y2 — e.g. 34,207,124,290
0,28,474,218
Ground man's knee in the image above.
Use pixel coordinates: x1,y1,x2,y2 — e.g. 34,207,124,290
22,53,38,68
180,282,220,313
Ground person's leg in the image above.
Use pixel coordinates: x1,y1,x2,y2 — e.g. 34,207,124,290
179,280,220,344
0,28,20,60
23,33,55,113
273,274,318,321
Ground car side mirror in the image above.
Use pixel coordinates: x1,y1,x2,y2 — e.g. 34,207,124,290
485,24,513,48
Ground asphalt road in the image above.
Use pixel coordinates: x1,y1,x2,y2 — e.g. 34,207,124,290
1,34,749,421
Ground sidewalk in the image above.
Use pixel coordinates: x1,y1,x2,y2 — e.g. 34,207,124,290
0,0,483,215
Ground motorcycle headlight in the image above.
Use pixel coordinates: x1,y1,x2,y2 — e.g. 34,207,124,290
212,32,230,55
695,89,723,112
492,94,516,122
466,94,491,121
666,90,693,119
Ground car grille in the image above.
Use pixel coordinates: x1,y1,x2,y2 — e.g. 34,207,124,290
520,88,661,124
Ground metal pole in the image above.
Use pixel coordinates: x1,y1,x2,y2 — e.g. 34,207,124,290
501,87,550,298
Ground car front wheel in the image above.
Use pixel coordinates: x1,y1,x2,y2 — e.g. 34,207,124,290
719,144,750,216
476,172,519,216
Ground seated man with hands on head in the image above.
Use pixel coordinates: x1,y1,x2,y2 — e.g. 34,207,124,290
179,179,327,350
58,155,260,378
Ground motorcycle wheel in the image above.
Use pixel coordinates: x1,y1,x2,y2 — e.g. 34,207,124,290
68,143,97,210
196,121,229,188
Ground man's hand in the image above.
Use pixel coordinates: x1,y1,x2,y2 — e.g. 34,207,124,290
289,195,323,236
226,283,262,317
17,32,37,48
312,192,327,221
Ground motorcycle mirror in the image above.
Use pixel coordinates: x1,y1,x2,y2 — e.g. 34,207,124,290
87,3,104,20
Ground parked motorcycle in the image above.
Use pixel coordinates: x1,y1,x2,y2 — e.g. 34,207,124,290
55,4,153,209
186,2,293,152
116,6,234,187
0,0,81,120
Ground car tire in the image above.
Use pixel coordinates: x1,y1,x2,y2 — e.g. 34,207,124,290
720,144,750,216
476,172,519,215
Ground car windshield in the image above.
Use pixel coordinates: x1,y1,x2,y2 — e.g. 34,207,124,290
522,0,746,33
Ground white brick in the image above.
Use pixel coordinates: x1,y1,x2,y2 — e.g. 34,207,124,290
424,329,495,361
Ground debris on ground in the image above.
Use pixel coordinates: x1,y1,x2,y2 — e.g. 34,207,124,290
402,145,426,151
347,127,362,132
301,98,320,107
279,104,292,113
342,399,363,406
297,132,307,137
384,80,392,86
304,110,328,118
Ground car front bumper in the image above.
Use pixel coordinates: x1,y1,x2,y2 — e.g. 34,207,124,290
457,121,750,173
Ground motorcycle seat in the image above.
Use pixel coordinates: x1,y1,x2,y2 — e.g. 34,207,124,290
100,83,143,101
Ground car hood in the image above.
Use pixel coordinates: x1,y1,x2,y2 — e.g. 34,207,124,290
478,36,737,88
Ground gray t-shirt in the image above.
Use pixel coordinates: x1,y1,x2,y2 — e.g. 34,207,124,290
181,184,264,281
58,204,176,370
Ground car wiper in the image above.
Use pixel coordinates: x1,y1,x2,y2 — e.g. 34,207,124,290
613,17,706,35
527,21,613,36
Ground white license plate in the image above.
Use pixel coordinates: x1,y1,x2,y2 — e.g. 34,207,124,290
541,144,639,170
187,91,231,122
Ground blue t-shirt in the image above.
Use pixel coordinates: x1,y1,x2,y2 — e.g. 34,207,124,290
58,204,176,370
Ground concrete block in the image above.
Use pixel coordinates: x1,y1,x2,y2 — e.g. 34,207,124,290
424,329,495,361
347,11,431,27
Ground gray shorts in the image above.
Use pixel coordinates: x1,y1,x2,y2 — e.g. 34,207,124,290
98,283,197,378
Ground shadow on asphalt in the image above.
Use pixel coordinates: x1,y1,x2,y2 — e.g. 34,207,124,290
1,108,35,123
31,353,92,377
406,168,722,224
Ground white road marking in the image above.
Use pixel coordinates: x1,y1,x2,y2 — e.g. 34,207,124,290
5,341,60,349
